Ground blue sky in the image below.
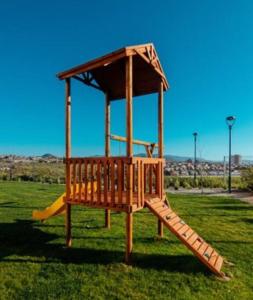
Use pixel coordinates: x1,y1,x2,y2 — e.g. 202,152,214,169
1,0,253,160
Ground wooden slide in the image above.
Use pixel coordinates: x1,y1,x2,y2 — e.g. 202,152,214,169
145,198,225,277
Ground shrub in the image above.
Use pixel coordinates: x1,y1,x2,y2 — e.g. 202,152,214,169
241,167,253,191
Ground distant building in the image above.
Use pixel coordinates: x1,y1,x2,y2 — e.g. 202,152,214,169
232,154,242,165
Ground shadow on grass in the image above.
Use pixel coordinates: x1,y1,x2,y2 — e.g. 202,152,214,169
0,220,208,275
241,218,253,224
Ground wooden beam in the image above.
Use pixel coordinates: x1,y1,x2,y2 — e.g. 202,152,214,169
110,134,158,148
125,55,133,264
126,55,133,157
65,78,72,247
73,75,103,91
105,93,111,229
125,212,133,264
158,82,164,158
158,81,164,238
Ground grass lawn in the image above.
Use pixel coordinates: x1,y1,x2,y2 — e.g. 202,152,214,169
0,182,253,299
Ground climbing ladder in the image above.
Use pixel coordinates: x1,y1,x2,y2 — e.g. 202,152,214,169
145,198,224,277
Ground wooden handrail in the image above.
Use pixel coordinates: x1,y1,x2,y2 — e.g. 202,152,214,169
110,134,158,148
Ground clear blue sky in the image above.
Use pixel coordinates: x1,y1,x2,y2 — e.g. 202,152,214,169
1,0,253,160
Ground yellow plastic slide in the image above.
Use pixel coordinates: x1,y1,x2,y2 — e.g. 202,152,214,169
32,182,96,221
32,192,66,221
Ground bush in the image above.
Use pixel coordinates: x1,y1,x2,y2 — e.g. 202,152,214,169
241,167,253,191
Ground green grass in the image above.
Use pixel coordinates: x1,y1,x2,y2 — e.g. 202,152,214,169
0,182,253,299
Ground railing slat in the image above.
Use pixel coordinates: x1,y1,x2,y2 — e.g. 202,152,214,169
72,160,76,201
97,160,101,204
78,159,82,202
117,159,122,205
111,160,115,206
149,164,153,194
90,160,94,201
84,160,88,201
104,160,108,206
137,160,141,207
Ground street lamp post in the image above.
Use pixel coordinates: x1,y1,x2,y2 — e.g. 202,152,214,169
226,116,236,193
193,132,198,181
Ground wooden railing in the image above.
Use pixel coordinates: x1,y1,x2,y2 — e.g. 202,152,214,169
65,156,164,209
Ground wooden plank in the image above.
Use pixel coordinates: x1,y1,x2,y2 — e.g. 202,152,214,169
209,251,219,266
111,160,115,205
72,161,76,201
181,228,193,239
132,163,135,193
125,213,133,264
97,160,101,204
159,208,172,217
84,160,88,201
65,78,71,247
126,55,133,206
104,161,108,205
168,216,180,226
214,256,223,271
177,224,189,235
141,161,145,206
117,159,122,205
110,134,158,147
164,212,177,222
149,165,153,194
192,239,203,251
202,246,213,261
105,92,111,228
173,221,186,231
78,159,82,202
187,233,198,245
198,242,209,256
137,160,141,207
90,160,94,201
151,201,164,209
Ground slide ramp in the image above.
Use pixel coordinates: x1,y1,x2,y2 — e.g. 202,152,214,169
145,198,224,277
32,193,66,221
32,183,96,221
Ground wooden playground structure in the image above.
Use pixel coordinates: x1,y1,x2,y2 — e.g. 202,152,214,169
55,43,226,277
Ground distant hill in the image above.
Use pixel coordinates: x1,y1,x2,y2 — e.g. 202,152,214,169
41,153,57,159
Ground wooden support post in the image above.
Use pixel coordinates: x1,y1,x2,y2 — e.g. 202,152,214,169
158,81,164,238
65,78,72,247
125,55,133,263
105,92,111,229
125,212,133,264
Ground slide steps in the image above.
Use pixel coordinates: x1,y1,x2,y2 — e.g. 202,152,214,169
145,198,224,277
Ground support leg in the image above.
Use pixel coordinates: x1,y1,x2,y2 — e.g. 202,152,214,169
65,203,72,247
158,219,164,238
125,212,133,264
105,209,111,229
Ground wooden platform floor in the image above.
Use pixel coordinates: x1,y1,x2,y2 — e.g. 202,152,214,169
66,191,161,212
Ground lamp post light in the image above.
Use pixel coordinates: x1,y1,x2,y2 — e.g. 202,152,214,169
193,132,198,181
226,116,236,193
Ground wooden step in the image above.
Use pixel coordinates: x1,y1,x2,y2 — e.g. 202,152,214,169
145,199,224,277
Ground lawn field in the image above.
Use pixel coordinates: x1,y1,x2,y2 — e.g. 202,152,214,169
0,182,253,299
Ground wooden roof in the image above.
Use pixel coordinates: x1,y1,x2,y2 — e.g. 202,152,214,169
57,43,169,100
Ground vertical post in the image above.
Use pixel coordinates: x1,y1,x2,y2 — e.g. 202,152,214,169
125,55,133,264
228,125,232,193
158,81,164,238
65,78,72,247
105,93,111,228
193,132,198,182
